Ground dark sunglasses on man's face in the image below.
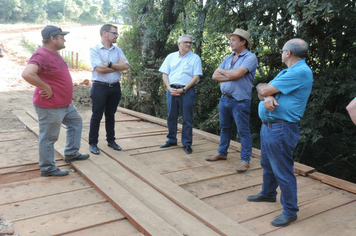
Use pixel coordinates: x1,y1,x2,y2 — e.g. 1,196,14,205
107,31,119,36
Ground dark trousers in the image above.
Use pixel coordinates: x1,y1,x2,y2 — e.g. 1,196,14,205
89,82,121,145
166,86,195,146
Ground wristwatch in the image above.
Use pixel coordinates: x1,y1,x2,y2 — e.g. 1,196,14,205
182,87,186,93
108,61,113,68
219,69,223,74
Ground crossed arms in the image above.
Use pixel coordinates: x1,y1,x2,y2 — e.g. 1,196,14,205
256,83,281,111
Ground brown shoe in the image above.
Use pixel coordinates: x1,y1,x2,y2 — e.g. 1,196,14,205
205,153,227,161
236,161,249,172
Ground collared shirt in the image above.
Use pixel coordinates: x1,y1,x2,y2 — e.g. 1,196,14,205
219,49,258,101
258,59,313,122
90,43,129,83
159,51,203,85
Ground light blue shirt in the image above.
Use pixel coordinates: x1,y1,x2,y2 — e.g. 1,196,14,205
219,49,258,101
159,51,203,85
90,43,129,83
258,60,313,122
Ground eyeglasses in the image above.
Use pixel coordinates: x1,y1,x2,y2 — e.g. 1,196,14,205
279,49,290,54
107,31,119,36
182,41,193,45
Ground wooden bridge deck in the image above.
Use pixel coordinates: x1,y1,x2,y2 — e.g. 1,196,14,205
1,107,356,236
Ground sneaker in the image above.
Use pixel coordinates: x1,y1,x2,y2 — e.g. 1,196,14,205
41,168,69,177
64,153,90,163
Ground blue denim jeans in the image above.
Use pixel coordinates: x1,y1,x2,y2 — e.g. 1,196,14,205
166,86,195,146
34,104,83,172
218,96,252,162
259,122,300,217
89,82,121,145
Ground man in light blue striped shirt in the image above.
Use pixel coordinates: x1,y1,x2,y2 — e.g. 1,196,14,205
89,24,129,155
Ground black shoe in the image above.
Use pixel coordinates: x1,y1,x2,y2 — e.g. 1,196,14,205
90,144,100,155
247,194,276,202
41,168,69,177
184,146,192,154
271,214,297,227
64,153,90,163
160,141,177,148
108,141,122,151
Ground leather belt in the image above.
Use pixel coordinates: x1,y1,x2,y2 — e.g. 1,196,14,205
170,84,185,89
262,120,287,126
93,81,120,87
223,93,234,99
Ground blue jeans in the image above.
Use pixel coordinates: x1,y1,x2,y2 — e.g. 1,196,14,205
89,82,121,145
34,104,83,172
218,96,252,162
166,86,195,146
259,122,300,217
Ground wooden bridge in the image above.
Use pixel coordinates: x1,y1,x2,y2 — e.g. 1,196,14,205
1,106,356,235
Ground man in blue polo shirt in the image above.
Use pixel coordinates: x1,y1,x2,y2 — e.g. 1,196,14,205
248,38,313,227
159,34,203,154
205,28,258,173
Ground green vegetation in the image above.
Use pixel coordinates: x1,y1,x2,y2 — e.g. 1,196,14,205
0,0,130,23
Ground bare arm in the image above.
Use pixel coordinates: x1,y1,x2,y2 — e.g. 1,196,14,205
162,74,200,96
256,83,281,112
212,66,248,82
21,64,52,99
256,83,280,97
346,99,356,125
162,73,180,96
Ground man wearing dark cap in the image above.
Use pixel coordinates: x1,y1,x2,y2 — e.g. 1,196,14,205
206,28,258,172
22,25,90,177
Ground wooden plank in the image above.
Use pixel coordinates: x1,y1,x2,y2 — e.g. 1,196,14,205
220,181,341,224
182,168,264,199
20,109,183,235
118,107,261,158
64,220,142,236
318,219,356,236
264,201,356,236
202,175,320,211
0,151,63,170
132,149,221,174
0,188,107,221
126,137,214,156
0,172,91,205
13,202,125,236
240,191,356,235
77,149,220,236
309,171,356,194
0,160,66,175
0,130,32,141
23,107,257,236
71,160,183,236
79,110,142,124
294,162,315,176
162,157,261,186
101,145,258,236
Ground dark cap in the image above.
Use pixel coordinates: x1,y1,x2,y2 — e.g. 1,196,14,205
41,25,70,39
